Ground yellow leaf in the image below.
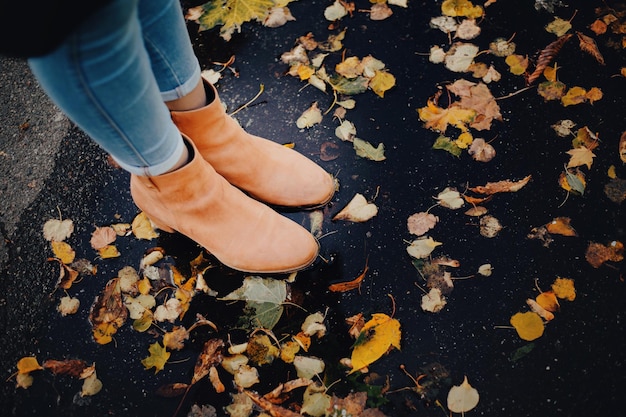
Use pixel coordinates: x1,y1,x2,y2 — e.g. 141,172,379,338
551,277,576,301
441,0,483,18
195,0,275,41
350,313,401,373
17,357,43,374
98,244,121,259
543,63,558,82
417,100,476,133
16,373,33,389
510,311,544,341
92,322,120,345
585,87,603,104
505,54,529,75
132,212,158,240
51,241,76,264
566,146,596,169
296,64,315,81
561,86,587,106
369,70,396,97
333,193,378,223
138,277,152,295
455,132,473,149
141,342,170,374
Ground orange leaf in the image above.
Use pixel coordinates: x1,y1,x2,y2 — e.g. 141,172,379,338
619,131,626,163
536,290,560,312
551,277,576,301
585,241,624,268
17,357,43,374
51,241,76,264
469,175,531,194
328,259,368,292
510,311,544,341
545,217,578,237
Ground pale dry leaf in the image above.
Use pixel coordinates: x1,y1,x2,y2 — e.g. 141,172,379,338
566,146,596,169
293,355,325,380
333,194,378,222
456,19,481,39
477,263,493,276
552,119,576,137
436,187,465,209
406,237,443,258
324,0,348,21
370,3,393,20
263,7,295,28
421,287,447,312
468,138,496,162
296,102,323,128
43,218,74,242
335,120,356,142
445,43,479,72
429,45,446,64
407,212,439,236
464,206,488,216
58,296,80,316
154,298,182,323
479,215,502,238
430,16,458,34
90,226,117,250
233,365,260,388
353,138,386,161
447,376,479,413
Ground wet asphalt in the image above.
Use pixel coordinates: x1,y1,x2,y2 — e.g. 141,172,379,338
1,0,626,416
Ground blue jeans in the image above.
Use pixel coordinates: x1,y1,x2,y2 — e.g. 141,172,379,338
28,0,201,176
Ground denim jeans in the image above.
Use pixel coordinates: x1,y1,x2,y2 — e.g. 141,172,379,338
28,0,201,176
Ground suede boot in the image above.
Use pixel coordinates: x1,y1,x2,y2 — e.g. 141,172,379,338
130,137,319,273
170,81,335,208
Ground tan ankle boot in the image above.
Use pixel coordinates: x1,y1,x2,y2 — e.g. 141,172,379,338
170,81,335,208
130,137,319,273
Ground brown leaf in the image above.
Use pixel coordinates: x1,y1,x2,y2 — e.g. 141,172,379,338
155,382,189,398
619,131,626,163
191,339,225,385
576,31,605,65
244,390,302,417
320,141,340,161
469,175,531,194
585,241,624,268
407,212,438,236
42,359,88,378
527,34,573,84
345,313,365,339
468,138,496,162
89,278,127,326
329,259,368,292
48,258,79,290
604,177,626,204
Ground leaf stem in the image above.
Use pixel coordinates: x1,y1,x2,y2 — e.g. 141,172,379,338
229,84,264,117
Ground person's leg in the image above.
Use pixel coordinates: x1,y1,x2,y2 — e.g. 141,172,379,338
27,0,320,273
136,0,335,208
28,0,186,176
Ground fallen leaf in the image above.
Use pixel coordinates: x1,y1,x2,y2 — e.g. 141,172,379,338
234,365,260,388
141,342,170,374
132,212,158,240
538,80,567,101
445,43,479,72
263,6,295,28
333,193,378,222
191,0,276,41
163,326,190,351
545,217,577,236
566,146,596,169
620,131,626,163
335,120,357,142
301,383,332,417
489,37,516,56
97,244,120,259
561,86,588,106
552,119,576,137
293,355,325,379
407,212,438,236
447,376,479,413
526,298,554,321
154,298,183,323
576,31,605,65
468,137,496,162
505,54,529,75
350,313,401,373
536,290,560,312
456,19,481,39
477,263,493,276
418,99,476,133
470,175,531,194
329,259,368,292
369,71,396,97
545,17,572,36
58,296,80,316
90,226,116,250
17,357,43,374
42,359,88,377
192,339,225,385
510,311,545,341
441,0,484,18
479,215,502,238
559,168,586,195
51,241,76,264
551,277,576,301
421,287,447,312
353,137,386,161
43,218,74,242
296,102,323,128
436,187,465,209
324,0,348,21
585,241,624,268
81,371,103,397
406,237,443,259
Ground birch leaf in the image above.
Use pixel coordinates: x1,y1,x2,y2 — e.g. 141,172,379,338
510,311,544,341
369,71,396,97
219,276,287,305
407,212,438,236
293,355,325,379
406,237,443,258
447,376,480,413
421,287,447,312
333,193,378,222
445,43,479,72
436,187,465,209
350,313,401,373
43,218,74,242
296,102,323,128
